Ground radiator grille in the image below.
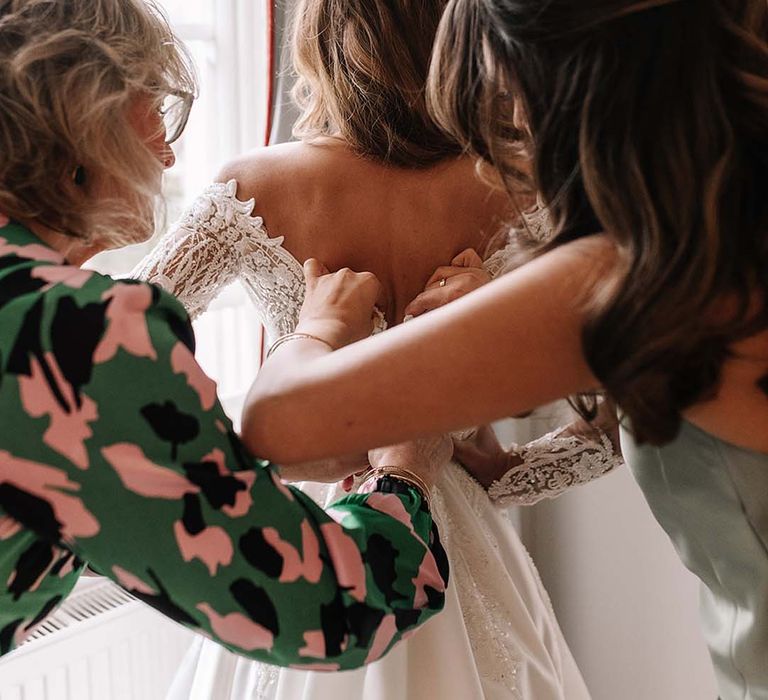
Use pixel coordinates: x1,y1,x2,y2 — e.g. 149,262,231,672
0,578,195,700
22,579,137,646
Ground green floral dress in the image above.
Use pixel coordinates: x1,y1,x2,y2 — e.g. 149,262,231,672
0,219,448,670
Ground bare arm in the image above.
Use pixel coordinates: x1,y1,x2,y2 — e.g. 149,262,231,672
242,236,616,464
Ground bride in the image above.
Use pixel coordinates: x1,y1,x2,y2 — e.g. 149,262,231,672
134,1,619,697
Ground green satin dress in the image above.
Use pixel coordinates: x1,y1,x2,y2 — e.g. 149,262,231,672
622,421,768,700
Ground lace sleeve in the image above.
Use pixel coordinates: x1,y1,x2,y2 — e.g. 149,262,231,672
487,428,624,507
482,205,555,279
131,182,248,320
483,236,518,279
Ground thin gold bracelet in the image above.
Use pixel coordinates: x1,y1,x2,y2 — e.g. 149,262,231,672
266,332,334,359
360,466,431,509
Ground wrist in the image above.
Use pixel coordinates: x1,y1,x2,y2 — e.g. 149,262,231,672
359,467,432,509
369,454,436,488
294,319,350,349
266,332,335,359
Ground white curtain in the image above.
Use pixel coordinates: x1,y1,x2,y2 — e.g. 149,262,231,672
214,0,272,158
268,0,301,145
188,0,273,423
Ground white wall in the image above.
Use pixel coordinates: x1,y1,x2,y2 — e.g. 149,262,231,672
524,467,718,699
497,403,718,699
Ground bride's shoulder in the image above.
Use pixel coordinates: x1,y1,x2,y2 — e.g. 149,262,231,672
215,141,340,204
209,142,359,264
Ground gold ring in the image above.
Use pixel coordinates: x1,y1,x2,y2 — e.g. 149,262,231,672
439,278,447,287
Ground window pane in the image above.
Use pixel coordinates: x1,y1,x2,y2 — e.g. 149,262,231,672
160,0,214,26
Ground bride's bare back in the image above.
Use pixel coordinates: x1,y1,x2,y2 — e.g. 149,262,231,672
219,138,514,324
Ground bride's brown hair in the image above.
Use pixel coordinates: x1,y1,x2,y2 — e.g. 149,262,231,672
290,0,461,168
428,0,768,444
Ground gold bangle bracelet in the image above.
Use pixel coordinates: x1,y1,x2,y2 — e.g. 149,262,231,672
266,332,334,359
360,474,430,510
372,466,431,498
360,466,431,509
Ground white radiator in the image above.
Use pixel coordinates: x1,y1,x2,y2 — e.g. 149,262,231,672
0,578,196,700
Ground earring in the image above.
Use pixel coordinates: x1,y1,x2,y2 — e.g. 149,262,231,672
73,166,86,186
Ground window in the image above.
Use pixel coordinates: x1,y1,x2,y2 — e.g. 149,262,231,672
90,0,271,423
161,0,271,218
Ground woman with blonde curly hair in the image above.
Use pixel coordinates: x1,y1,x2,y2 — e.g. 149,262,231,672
0,0,451,671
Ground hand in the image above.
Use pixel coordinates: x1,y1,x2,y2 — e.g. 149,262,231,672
560,397,621,453
296,259,383,349
368,434,454,489
404,249,491,319
453,426,520,489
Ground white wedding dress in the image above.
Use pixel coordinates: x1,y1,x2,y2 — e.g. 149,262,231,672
133,181,617,700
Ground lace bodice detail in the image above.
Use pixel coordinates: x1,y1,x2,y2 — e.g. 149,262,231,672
487,427,623,507
482,205,553,279
482,237,518,279
132,180,386,342
133,179,528,338
134,182,619,508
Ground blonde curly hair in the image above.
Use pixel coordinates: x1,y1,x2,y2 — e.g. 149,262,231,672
0,0,196,244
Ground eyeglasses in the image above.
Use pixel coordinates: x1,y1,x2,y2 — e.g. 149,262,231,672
160,91,194,145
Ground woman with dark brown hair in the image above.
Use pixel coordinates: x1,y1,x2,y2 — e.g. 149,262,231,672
242,0,768,698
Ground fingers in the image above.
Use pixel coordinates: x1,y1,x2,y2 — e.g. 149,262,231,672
404,287,462,318
407,268,492,317
298,260,384,347
303,258,330,285
357,270,385,307
343,268,384,309
423,249,483,288
451,248,484,268
424,265,474,290
303,260,381,302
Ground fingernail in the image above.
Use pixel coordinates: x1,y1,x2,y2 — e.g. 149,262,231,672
403,314,414,322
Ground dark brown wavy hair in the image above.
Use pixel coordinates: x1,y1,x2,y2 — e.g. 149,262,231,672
428,0,768,444
291,0,462,168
